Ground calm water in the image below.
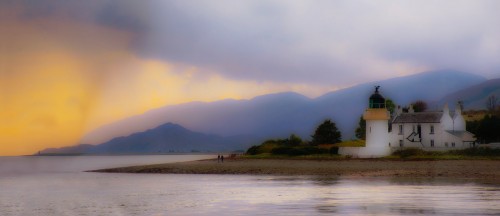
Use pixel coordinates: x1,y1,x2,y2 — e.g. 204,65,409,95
1,156,500,215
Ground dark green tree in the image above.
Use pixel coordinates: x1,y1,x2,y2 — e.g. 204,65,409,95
412,100,428,112
466,120,480,137
287,134,302,146
476,115,500,143
246,145,260,155
354,115,366,140
311,119,342,145
486,95,498,113
386,98,396,115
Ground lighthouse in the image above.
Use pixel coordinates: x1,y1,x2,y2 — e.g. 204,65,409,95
339,86,476,157
362,86,391,157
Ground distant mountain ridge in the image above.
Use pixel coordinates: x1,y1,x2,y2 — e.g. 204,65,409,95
40,123,255,154
41,70,492,154
432,78,500,110
81,70,485,146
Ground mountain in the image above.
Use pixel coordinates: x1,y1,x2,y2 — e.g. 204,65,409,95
81,70,486,145
432,78,500,110
41,123,255,154
39,144,95,155
312,70,487,138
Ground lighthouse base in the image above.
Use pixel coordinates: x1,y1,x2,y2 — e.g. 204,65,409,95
339,146,391,158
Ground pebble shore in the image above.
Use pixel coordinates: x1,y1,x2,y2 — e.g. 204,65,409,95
91,158,500,181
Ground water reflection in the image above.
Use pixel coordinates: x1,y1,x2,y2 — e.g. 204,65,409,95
310,176,340,186
262,176,500,215
1,156,500,215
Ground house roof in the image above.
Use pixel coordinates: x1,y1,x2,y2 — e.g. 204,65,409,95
392,112,443,123
446,130,476,141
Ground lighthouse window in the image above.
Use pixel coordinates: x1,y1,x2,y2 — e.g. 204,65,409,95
398,125,403,134
430,125,434,134
399,140,403,147
430,140,434,147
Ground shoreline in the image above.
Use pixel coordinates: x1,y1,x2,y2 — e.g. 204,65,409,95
90,158,500,180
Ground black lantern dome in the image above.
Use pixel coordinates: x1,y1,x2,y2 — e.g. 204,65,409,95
369,86,385,108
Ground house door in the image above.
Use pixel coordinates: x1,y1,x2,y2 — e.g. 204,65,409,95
417,125,421,139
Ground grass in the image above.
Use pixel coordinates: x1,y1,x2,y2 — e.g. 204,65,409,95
388,147,500,160
463,110,488,121
242,153,346,160
334,140,366,147
244,147,500,160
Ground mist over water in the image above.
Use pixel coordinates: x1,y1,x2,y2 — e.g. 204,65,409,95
1,156,500,215
0,155,213,174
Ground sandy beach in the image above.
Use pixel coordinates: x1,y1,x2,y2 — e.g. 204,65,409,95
91,158,500,180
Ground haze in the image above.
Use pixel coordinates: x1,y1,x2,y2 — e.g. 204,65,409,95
1,0,500,156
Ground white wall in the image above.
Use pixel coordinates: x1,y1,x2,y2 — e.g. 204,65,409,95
389,121,469,151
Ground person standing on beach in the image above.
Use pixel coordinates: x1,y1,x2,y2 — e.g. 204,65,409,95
221,155,224,163
217,154,221,163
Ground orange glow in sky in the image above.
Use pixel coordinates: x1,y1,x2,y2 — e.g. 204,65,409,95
0,11,336,156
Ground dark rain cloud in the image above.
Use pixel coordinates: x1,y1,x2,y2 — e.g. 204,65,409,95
6,0,500,86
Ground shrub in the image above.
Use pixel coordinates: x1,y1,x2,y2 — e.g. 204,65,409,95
271,146,328,156
329,147,339,155
286,148,308,156
271,146,293,155
300,146,328,155
454,147,500,156
246,145,260,155
392,148,426,158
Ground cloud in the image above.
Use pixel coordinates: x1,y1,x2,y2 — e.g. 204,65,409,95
91,0,500,84
5,0,500,86
1,4,339,155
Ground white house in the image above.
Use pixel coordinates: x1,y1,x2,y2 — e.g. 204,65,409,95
340,86,476,158
389,103,476,151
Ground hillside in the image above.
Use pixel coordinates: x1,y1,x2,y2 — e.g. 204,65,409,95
78,70,486,149
40,123,256,154
433,78,500,110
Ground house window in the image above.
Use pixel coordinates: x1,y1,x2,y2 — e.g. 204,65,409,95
399,140,403,147
430,140,434,147
398,125,403,134
430,125,434,134
452,142,455,147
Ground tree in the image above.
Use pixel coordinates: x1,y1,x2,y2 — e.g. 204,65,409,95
311,119,342,145
476,114,500,143
287,134,302,146
486,95,498,113
412,100,428,112
354,115,366,140
386,98,396,115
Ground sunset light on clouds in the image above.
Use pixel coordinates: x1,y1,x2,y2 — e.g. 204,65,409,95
0,15,323,155
2,0,500,155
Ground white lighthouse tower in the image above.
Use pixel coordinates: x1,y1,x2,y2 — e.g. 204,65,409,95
360,86,391,157
339,86,391,157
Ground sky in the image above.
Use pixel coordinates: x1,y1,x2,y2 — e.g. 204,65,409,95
1,0,500,156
